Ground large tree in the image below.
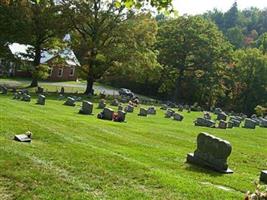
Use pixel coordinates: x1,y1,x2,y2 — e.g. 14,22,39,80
62,0,160,95
156,16,232,106
0,0,67,87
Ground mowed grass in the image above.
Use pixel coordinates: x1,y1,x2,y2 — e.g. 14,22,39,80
0,95,267,200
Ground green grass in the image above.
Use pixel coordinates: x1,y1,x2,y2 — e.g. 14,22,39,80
0,94,267,199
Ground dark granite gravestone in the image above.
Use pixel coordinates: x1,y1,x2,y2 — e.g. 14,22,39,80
243,118,256,129
178,105,184,112
160,104,168,110
21,94,31,102
227,121,234,128
14,131,32,142
79,101,93,115
64,97,76,106
259,118,267,128
116,110,126,122
217,112,227,121
103,108,114,120
218,120,227,129
203,112,211,120
147,107,156,115
260,170,267,183
187,132,233,173
60,87,65,94
165,109,175,118
214,108,222,115
13,92,21,100
138,108,147,116
124,105,134,113
194,118,215,127
98,99,106,109
229,118,241,127
173,113,184,121
0,86,8,94
37,94,46,105
111,99,119,106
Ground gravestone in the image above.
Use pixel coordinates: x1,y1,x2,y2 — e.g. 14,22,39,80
243,118,256,129
14,131,32,142
187,132,233,173
21,94,31,102
103,108,114,120
165,109,175,118
124,105,134,113
37,94,46,105
98,99,106,109
13,92,21,100
194,118,215,128
118,105,123,111
36,86,44,94
0,86,7,94
21,89,29,95
79,101,93,115
259,118,267,128
260,170,267,183
160,104,168,110
217,112,227,121
116,110,126,122
111,99,119,106
178,105,184,112
218,120,227,129
60,87,65,94
227,121,234,129
214,108,222,115
147,107,156,115
64,97,76,106
173,113,184,121
203,112,211,120
138,108,147,116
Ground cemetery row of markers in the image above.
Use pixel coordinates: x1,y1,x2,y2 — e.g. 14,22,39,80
2,88,267,185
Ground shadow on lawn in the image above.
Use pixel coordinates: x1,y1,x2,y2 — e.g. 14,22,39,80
184,163,225,177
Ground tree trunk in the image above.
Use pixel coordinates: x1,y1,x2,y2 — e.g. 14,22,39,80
30,77,38,87
173,68,185,102
29,46,41,87
84,74,94,95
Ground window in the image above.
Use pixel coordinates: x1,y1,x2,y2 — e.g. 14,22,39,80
58,68,63,77
69,67,75,76
48,68,53,76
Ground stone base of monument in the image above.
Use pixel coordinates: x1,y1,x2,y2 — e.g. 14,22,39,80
260,170,267,183
14,134,32,143
186,153,233,174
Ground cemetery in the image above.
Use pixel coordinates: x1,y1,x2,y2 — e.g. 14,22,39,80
0,0,267,199
0,88,266,199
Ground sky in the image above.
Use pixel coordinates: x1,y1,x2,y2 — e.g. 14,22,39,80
173,0,267,15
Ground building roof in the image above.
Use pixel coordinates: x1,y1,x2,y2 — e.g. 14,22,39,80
8,43,80,66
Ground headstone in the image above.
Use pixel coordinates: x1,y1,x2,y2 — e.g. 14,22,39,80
118,105,123,111
60,87,65,94
124,105,134,113
173,113,184,121
147,107,156,115
178,105,184,112
165,109,175,118
64,97,76,106
160,104,168,110
243,118,256,129
114,110,126,122
103,108,114,120
14,131,32,142
21,94,31,102
217,112,227,121
138,108,147,116
203,112,211,120
98,99,106,109
227,121,234,129
79,101,93,115
259,118,267,128
186,132,233,173
214,108,222,115
260,170,267,183
194,117,215,128
21,89,29,95
218,120,227,129
37,94,46,105
111,99,119,106
36,86,44,94
13,92,21,100
0,86,7,94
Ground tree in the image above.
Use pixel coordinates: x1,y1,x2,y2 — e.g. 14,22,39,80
0,0,67,87
156,16,232,106
224,2,239,30
232,48,267,114
62,0,160,94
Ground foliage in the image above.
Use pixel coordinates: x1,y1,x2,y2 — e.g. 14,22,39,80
245,183,267,200
255,105,267,117
156,16,232,106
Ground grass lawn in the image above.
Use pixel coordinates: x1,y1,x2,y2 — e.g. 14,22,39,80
0,94,267,199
